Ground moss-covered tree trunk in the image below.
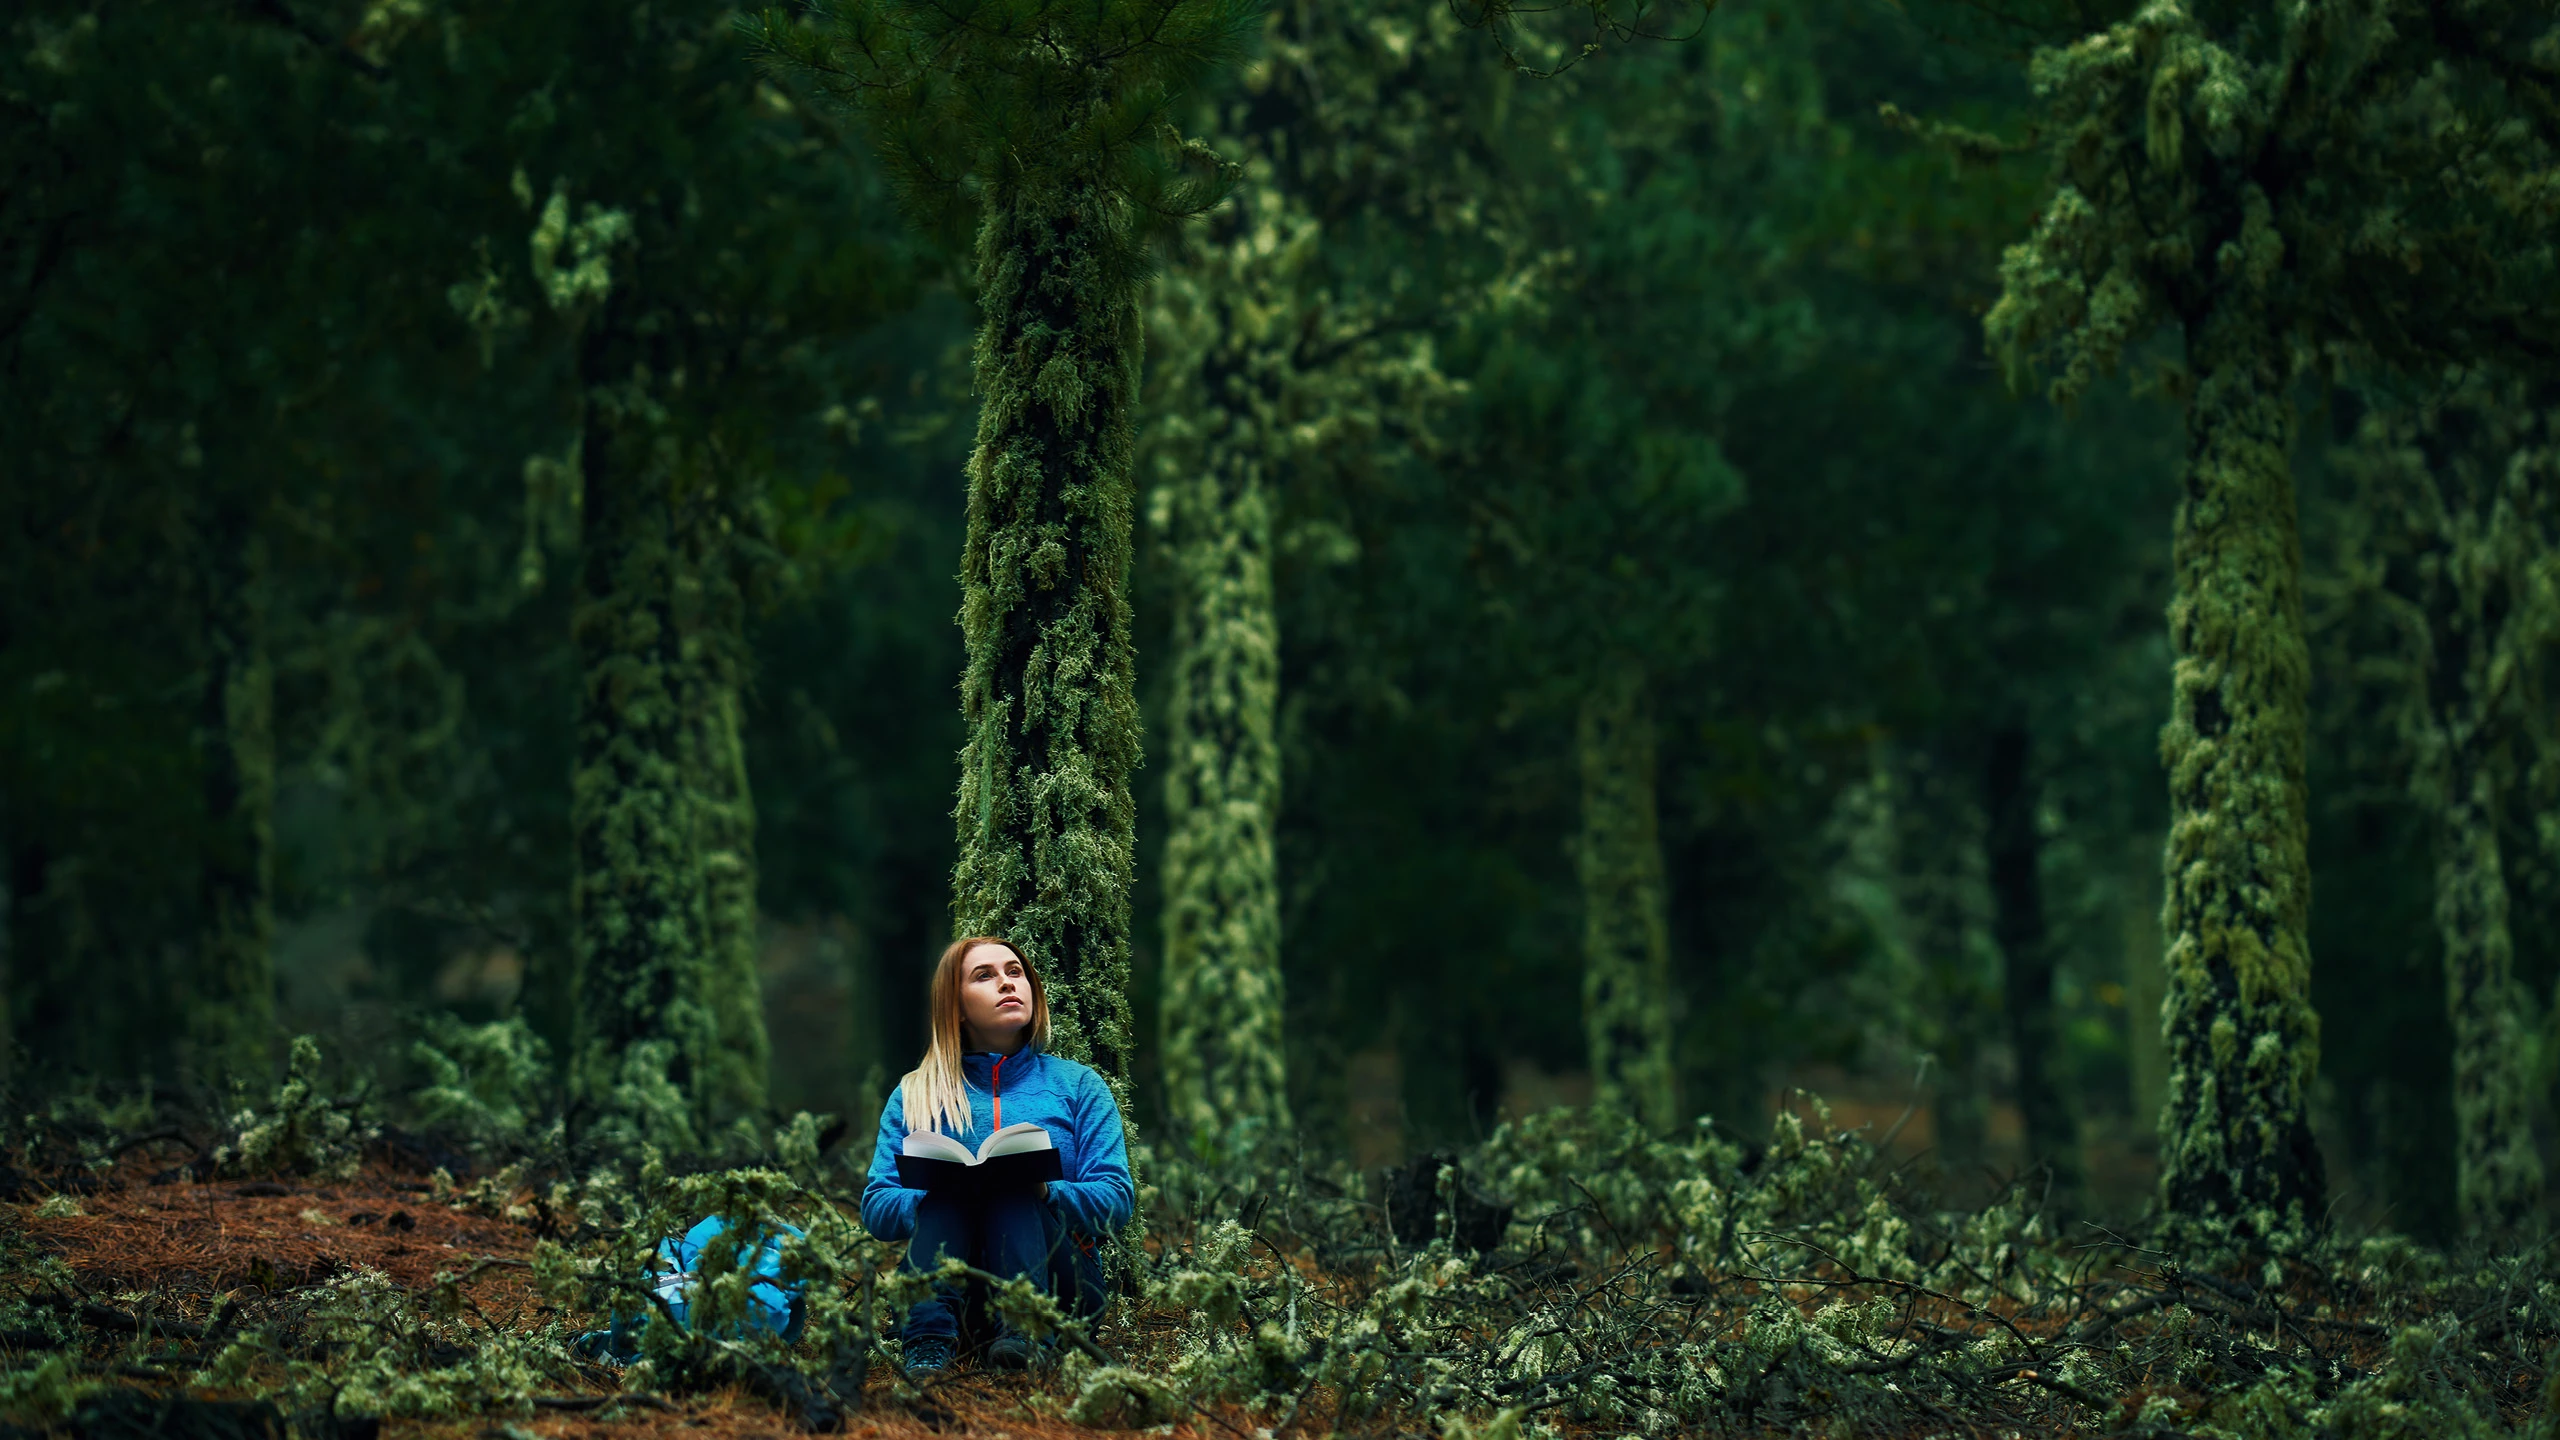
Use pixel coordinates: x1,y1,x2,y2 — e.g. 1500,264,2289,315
192,506,275,1089
1984,722,2083,1209
2342,379,2555,1235
1159,388,1289,1150
571,323,717,1149
2434,749,2540,1232
2328,377,2558,1235
1577,664,1676,1131
951,175,1144,1106
679,482,770,1127
691,669,770,1124
2155,300,2324,1242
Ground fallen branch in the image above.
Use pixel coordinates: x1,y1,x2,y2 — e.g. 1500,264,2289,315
44,1296,206,1340
531,1394,678,1413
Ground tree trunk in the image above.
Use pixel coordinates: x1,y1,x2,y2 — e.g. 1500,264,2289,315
1577,664,1676,1131
1886,750,1993,1180
692,671,770,1126
2331,373,2555,1236
950,174,1144,1109
2435,754,2540,1232
2156,300,2325,1243
1984,722,2083,1210
571,321,716,1149
192,507,274,1090
1159,373,1290,1152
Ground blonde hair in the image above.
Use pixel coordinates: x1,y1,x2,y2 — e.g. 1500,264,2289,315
899,936,1051,1137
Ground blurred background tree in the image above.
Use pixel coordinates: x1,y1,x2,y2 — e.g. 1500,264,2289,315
1986,0,2560,1243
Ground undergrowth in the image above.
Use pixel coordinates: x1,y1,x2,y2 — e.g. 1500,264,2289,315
0,1040,2550,1438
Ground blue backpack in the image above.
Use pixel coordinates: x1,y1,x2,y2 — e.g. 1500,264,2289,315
575,1215,807,1365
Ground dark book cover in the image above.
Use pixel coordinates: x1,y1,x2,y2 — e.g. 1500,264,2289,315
896,1146,1063,1199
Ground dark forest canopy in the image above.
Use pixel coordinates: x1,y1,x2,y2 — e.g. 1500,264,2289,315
4,0,2560,1260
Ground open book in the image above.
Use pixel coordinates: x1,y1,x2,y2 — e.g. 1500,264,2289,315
897,1122,1062,1199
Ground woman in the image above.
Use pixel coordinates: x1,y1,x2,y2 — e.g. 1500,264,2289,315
862,936,1132,1375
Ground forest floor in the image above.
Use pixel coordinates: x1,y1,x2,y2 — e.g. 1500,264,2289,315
11,1143,2552,1440
4,1159,1238,1440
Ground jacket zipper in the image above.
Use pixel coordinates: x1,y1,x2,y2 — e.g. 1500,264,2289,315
990,1053,1006,1131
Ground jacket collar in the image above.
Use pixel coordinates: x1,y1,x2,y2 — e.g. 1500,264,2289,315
960,1047,1040,1087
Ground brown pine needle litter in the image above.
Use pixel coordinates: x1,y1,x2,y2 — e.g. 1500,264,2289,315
22,1170,535,1300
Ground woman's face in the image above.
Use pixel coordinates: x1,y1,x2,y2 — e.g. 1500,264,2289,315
956,943,1033,1050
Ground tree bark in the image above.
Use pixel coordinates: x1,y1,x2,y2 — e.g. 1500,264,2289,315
2156,298,2325,1243
2434,753,2540,1232
1984,722,2083,1210
1893,755,1991,1179
692,671,770,1125
192,505,274,1090
2330,374,2554,1236
1159,354,1290,1152
2393,381,2549,1236
1576,664,1676,1131
571,313,716,1149
950,175,1144,1110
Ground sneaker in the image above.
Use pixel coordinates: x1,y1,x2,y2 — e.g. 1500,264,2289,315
903,1336,955,1377
984,1331,1035,1371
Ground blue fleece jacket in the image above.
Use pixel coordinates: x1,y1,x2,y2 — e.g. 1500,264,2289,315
861,1048,1133,1243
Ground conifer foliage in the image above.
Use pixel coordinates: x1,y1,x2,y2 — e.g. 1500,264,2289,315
759,0,1258,1102
1987,0,2560,1246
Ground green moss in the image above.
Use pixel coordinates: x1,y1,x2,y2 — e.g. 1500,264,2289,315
1141,4,1489,1146
1840,752,1998,1174
192,517,275,1091
1576,665,1676,1132
213,1034,372,1179
690,673,770,1123
2435,770,2541,1234
1981,0,2560,1240
571,389,716,1153
2328,377,2558,1235
950,175,1147,1105
411,1015,553,1149
1156,326,1290,1151
2155,299,2323,1243
761,0,1256,1142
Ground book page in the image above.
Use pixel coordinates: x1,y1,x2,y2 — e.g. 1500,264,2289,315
975,1122,1054,1162
902,1130,976,1165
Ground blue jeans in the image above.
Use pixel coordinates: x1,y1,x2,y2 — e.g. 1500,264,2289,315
900,1191,1106,1345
